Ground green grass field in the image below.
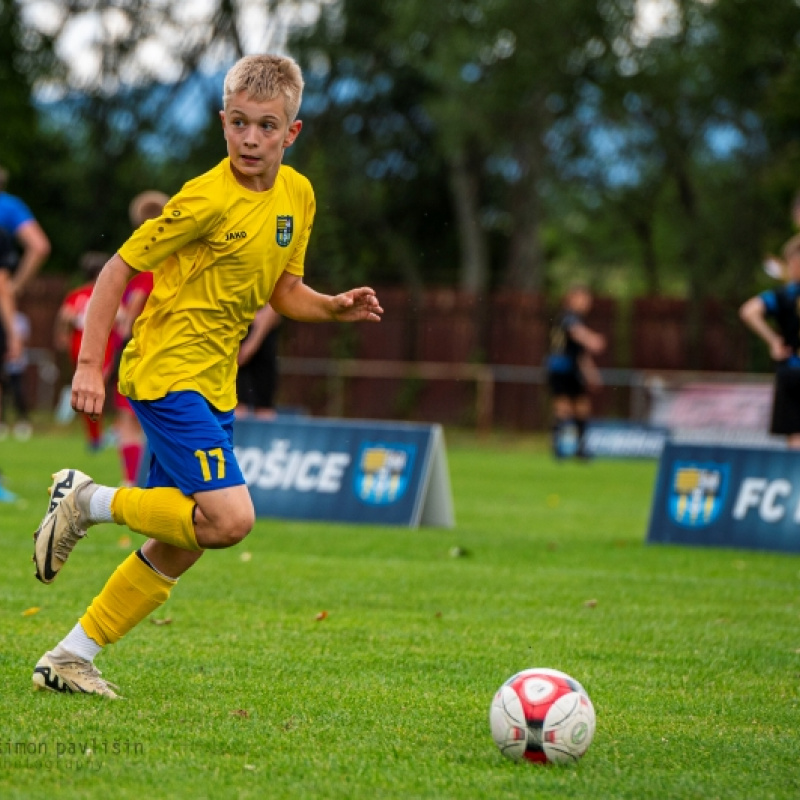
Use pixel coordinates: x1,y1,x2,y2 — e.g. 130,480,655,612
1,426,799,799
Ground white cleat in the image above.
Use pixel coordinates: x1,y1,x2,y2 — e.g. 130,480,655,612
33,469,95,584
32,648,121,699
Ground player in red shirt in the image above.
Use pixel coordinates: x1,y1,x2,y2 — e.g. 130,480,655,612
55,252,120,450
111,191,167,484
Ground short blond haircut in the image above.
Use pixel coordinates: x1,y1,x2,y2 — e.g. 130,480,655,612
223,54,304,121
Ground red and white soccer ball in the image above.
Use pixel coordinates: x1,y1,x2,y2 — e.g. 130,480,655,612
489,668,596,765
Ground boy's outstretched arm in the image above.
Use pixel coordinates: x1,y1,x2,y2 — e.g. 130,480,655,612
72,254,135,419
270,272,383,323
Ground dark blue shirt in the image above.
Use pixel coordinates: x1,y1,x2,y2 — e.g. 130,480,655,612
0,192,34,273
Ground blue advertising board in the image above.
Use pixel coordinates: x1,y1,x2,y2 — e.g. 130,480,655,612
557,421,668,459
647,442,800,554
232,417,455,528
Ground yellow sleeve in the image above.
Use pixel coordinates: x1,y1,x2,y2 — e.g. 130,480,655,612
118,187,221,273
285,185,316,277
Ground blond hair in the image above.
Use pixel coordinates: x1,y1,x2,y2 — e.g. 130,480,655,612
223,54,304,121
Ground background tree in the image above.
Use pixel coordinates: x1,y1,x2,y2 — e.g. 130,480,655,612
5,0,800,314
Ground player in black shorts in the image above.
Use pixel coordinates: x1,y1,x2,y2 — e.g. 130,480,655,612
546,285,606,458
740,234,800,448
236,304,282,419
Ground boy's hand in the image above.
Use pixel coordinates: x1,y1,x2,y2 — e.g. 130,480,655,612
71,363,106,421
330,287,383,322
770,337,793,362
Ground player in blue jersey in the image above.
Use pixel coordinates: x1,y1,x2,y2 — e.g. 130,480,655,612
741,234,800,448
0,166,51,297
0,167,50,500
546,285,606,459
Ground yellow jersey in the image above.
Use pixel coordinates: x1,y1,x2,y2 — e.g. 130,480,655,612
117,158,315,411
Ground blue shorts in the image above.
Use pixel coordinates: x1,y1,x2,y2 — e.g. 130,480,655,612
130,391,245,495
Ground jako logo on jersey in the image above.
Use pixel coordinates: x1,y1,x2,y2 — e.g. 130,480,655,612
276,215,293,247
225,230,247,241
234,440,350,493
354,443,416,505
668,461,729,528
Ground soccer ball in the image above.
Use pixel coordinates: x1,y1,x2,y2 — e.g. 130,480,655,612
489,668,596,764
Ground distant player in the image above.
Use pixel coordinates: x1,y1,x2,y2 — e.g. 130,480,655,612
546,284,606,459
740,233,800,449
0,165,51,297
54,252,120,451
30,54,383,698
0,167,49,499
236,303,282,420
0,232,21,502
112,191,169,484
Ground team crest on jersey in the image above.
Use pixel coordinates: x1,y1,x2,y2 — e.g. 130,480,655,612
276,215,293,247
354,443,416,505
668,461,729,528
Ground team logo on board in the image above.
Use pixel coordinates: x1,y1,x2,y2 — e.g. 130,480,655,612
354,443,416,505
276,215,293,247
668,461,729,528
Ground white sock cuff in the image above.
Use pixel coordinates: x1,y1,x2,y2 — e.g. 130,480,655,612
59,622,103,662
88,485,118,524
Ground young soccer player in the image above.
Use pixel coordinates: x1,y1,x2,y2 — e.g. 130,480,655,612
545,284,606,459
31,54,383,698
740,233,800,449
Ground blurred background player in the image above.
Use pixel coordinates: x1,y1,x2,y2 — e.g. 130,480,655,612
55,251,120,451
236,303,282,420
0,309,32,440
112,191,168,484
740,233,800,449
546,284,606,459
0,230,21,502
0,165,51,297
0,165,49,498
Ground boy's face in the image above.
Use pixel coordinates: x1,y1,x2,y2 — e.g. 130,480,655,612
220,91,302,191
567,289,592,315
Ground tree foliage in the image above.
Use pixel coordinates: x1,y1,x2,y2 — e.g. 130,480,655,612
4,0,800,301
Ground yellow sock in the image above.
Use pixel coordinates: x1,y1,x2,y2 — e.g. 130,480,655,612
111,487,201,551
80,552,176,646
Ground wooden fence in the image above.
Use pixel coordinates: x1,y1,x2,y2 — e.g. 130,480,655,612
15,281,755,430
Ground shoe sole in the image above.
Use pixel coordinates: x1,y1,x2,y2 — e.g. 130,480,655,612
33,469,90,584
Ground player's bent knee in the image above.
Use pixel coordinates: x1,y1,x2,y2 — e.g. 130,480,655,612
204,507,255,548
193,485,255,548
220,513,255,547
